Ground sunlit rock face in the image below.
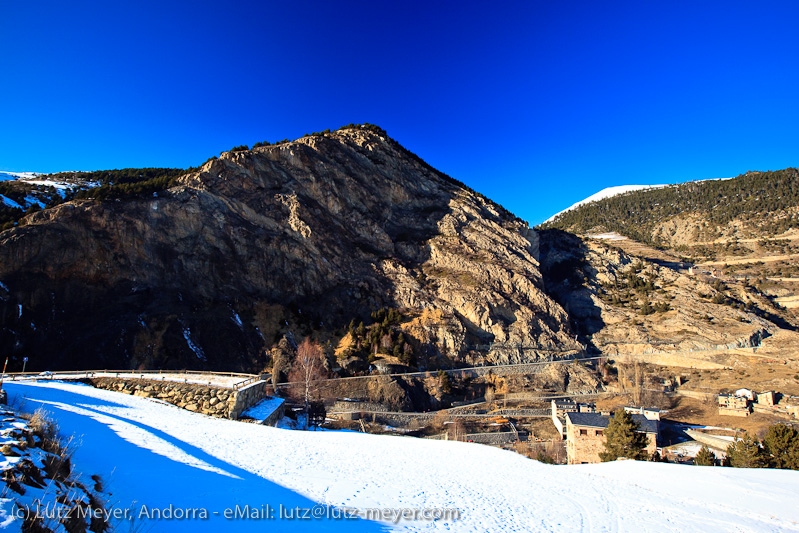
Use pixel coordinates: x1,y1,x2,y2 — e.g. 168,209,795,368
0,128,576,371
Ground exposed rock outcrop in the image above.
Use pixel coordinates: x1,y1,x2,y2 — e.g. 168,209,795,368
0,127,577,371
538,229,779,355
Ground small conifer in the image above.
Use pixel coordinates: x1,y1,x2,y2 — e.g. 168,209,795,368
694,445,716,466
726,433,765,468
599,409,650,462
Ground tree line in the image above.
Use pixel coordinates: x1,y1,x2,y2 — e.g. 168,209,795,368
601,409,799,470
344,307,415,366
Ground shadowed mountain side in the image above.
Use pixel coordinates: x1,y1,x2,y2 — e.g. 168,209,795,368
538,229,604,350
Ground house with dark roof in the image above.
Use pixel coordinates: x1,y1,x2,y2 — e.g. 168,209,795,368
565,412,659,464
551,399,597,437
622,405,662,420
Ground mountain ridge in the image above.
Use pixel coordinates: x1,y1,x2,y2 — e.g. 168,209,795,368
0,126,578,373
544,184,666,224
542,167,799,245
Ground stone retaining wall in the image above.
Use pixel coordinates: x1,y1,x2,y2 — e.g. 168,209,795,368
614,353,727,370
465,431,525,445
675,389,716,400
85,377,275,420
329,400,390,413
229,380,276,420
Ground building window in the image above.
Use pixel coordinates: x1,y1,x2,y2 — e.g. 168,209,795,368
579,429,588,436
596,430,604,436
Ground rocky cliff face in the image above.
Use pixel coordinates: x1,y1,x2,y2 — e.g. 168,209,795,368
0,128,577,372
538,229,781,356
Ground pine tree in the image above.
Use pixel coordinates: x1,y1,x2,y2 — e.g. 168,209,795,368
393,344,402,359
639,300,655,316
762,424,799,470
694,445,716,466
726,433,766,468
599,409,650,462
438,370,452,394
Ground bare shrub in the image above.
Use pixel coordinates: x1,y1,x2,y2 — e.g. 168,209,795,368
516,439,567,464
28,409,59,446
431,411,450,432
446,419,466,442
288,339,329,429
484,386,496,404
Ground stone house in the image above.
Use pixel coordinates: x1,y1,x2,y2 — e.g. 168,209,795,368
622,406,661,420
757,391,776,406
735,388,755,401
718,394,751,417
565,412,658,464
551,399,596,438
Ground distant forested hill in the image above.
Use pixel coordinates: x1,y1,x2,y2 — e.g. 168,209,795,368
0,168,190,230
542,168,799,244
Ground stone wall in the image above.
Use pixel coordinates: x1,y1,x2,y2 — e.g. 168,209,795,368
675,389,716,400
566,423,606,464
566,420,656,464
718,406,751,417
228,380,275,420
85,377,275,420
614,353,727,370
328,400,389,413
465,431,526,445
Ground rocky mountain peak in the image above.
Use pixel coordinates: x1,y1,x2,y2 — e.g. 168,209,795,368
0,127,577,372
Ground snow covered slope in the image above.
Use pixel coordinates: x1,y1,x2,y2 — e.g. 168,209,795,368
0,171,88,197
0,172,44,182
545,184,667,223
5,381,799,532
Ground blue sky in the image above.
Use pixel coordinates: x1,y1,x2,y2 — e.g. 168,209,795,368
2,1,798,224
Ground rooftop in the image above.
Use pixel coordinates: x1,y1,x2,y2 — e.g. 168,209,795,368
566,412,659,434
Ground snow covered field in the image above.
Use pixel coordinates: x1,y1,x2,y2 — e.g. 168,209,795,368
4,381,799,532
0,172,43,181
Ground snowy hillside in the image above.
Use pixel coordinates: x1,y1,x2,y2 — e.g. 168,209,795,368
545,184,667,223
543,175,740,224
0,171,87,196
3,381,798,532
0,172,44,182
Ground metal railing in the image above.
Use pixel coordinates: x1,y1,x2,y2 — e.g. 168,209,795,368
232,374,269,391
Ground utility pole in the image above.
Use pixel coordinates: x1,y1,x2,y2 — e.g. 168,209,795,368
0,357,7,390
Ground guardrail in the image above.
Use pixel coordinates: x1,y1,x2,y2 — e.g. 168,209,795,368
232,374,269,391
